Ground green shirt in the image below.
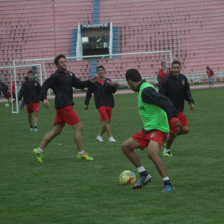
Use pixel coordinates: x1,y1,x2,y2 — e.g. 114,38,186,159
138,82,169,133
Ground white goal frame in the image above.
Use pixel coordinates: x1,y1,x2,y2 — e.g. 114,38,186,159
9,50,172,114
0,64,42,114
13,50,173,82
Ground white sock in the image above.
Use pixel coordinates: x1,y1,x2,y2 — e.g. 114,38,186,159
137,166,146,173
163,147,170,153
38,147,43,153
163,177,170,181
78,151,85,155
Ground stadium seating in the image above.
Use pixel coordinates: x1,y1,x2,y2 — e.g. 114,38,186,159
0,0,224,85
100,0,224,75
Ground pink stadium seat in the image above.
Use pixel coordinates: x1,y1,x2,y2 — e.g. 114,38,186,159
0,0,224,83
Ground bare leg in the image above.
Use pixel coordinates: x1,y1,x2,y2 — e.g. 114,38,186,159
28,113,32,127
166,126,189,149
72,122,83,152
33,112,39,127
99,122,106,136
147,141,168,178
99,120,112,137
165,133,176,149
121,137,141,167
39,123,63,150
121,138,169,189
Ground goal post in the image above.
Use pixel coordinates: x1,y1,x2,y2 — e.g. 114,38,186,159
8,50,172,113
0,64,42,114
14,50,173,85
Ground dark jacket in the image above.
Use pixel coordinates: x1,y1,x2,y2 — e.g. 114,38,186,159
159,73,194,113
137,80,177,120
85,78,117,109
40,69,91,109
0,82,9,96
18,80,41,104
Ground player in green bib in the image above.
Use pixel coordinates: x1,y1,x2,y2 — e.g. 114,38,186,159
122,69,180,192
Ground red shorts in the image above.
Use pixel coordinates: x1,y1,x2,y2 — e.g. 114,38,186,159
54,105,80,127
132,130,168,150
98,106,112,122
5,92,11,99
26,102,39,114
169,112,188,134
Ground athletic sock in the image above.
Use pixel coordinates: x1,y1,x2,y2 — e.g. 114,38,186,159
137,166,150,177
137,166,146,173
163,177,171,186
78,151,85,155
38,147,43,153
163,147,170,153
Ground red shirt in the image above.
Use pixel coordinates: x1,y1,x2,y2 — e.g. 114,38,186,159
97,79,104,85
158,68,170,83
207,69,214,77
12,82,15,94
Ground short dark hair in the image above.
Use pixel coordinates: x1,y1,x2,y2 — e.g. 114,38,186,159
97,65,105,71
27,70,34,75
125,69,142,82
54,54,66,65
161,61,166,66
172,60,181,67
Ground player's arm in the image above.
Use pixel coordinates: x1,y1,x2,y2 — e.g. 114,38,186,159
108,84,117,93
109,78,124,89
39,75,55,107
142,87,181,128
36,81,41,96
1,83,9,96
84,87,93,110
141,87,177,119
40,77,53,100
18,83,24,103
158,77,167,95
184,77,194,110
72,73,97,89
105,79,118,93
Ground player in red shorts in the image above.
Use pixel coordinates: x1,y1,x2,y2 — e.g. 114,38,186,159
18,70,41,132
206,66,215,87
84,65,121,142
159,60,194,157
0,81,15,104
122,69,180,192
33,54,97,163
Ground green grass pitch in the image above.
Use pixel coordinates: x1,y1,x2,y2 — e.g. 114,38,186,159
0,88,224,224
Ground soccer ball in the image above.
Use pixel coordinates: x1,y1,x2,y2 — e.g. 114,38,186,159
119,170,136,185
5,103,9,107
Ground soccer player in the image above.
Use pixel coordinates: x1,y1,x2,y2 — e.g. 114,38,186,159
122,68,180,192
18,70,41,131
159,60,194,157
157,61,170,88
84,65,119,142
33,54,97,163
206,66,215,87
0,80,15,103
